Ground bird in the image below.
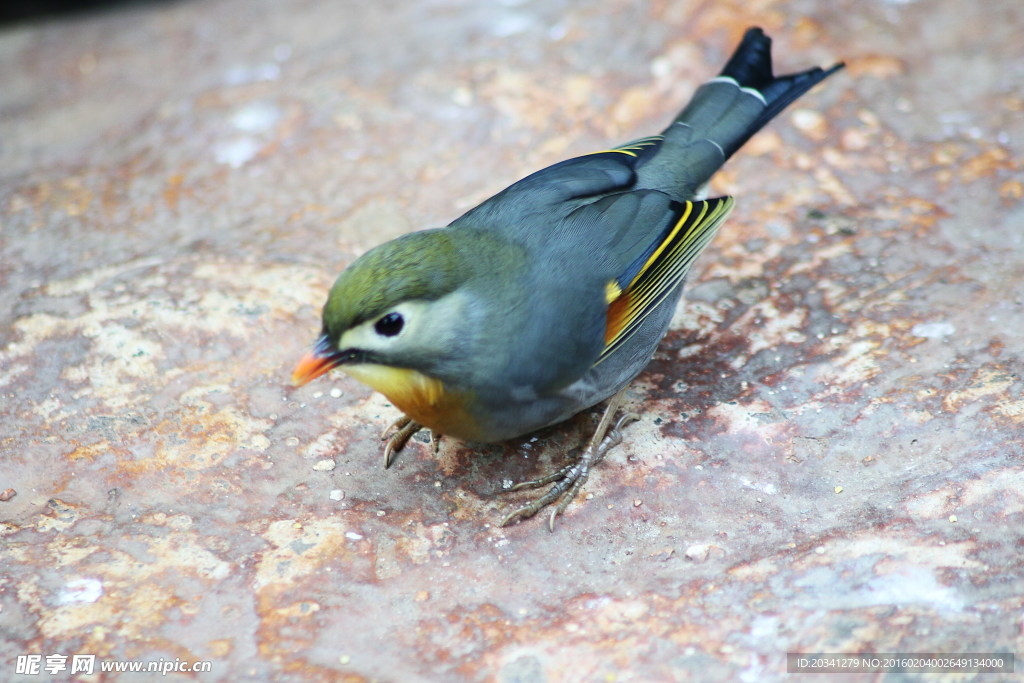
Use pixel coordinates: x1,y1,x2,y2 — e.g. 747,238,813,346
292,27,844,530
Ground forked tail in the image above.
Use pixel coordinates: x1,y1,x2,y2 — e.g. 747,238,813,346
700,27,845,157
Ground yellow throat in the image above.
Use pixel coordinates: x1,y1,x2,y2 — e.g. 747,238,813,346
342,364,481,441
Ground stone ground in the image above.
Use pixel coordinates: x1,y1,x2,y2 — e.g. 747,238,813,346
1,0,1022,681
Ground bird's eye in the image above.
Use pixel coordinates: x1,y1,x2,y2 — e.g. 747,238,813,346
374,312,404,337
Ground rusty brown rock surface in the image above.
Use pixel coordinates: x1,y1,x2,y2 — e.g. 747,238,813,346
1,0,1022,680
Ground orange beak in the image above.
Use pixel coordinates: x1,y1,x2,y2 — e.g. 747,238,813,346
291,336,344,386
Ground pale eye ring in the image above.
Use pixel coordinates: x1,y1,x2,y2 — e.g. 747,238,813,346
374,312,404,337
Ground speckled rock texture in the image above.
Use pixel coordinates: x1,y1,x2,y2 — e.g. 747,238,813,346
1,0,1022,680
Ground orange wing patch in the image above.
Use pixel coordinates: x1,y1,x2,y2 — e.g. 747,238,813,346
604,289,631,346
599,196,735,364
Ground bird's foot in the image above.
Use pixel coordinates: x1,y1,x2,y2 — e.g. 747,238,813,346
381,416,423,468
381,416,441,468
499,388,638,531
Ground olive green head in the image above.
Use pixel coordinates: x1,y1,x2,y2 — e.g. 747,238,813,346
292,228,476,387
321,228,464,341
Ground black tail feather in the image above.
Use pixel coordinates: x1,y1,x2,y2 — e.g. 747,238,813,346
644,28,843,195
720,27,845,154
719,27,778,91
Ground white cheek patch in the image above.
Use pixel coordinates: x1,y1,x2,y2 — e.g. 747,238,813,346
338,300,433,354
336,291,470,361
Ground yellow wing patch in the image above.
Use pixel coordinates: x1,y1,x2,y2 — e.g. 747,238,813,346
605,280,623,304
599,196,735,364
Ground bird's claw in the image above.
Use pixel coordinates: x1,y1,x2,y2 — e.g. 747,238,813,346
381,416,423,469
499,388,639,531
380,416,441,467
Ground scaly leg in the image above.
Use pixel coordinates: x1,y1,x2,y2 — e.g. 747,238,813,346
499,386,639,531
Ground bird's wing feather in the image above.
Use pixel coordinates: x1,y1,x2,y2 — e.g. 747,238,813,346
452,138,667,231
584,135,665,163
599,195,734,364
451,142,732,395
